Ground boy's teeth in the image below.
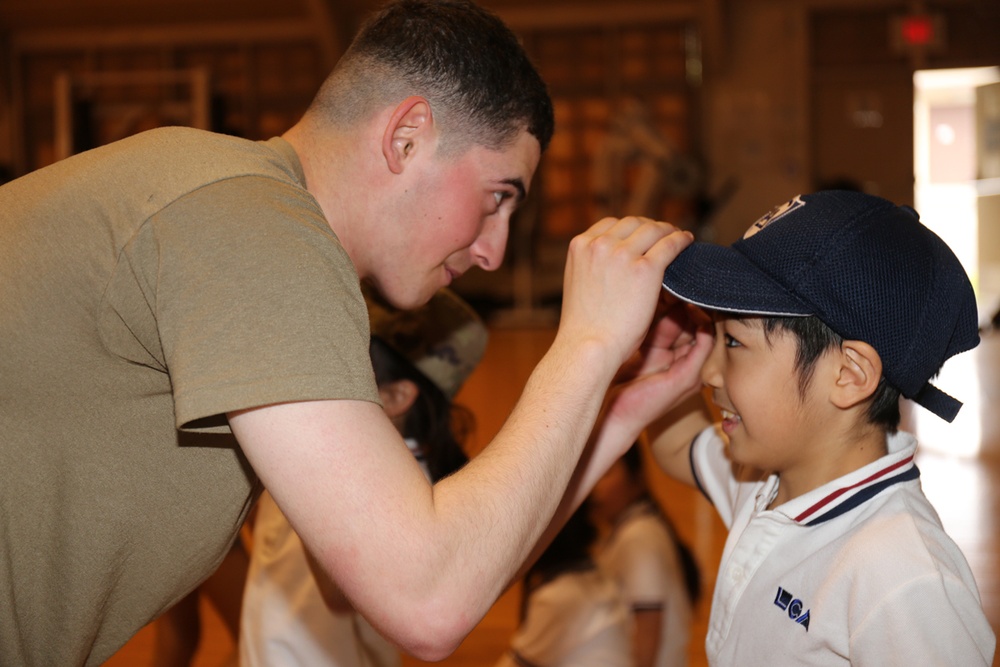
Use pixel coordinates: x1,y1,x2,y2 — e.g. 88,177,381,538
721,409,737,420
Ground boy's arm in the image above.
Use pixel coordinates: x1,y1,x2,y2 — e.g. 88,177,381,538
647,391,712,488
850,570,995,666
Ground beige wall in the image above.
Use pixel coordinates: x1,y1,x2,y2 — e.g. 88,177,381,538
2,0,997,221
977,83,1000,310
699,0,811,244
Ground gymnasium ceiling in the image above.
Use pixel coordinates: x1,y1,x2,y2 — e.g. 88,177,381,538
0,0,692,34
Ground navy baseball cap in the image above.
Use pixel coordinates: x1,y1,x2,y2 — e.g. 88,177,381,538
662,190,980,422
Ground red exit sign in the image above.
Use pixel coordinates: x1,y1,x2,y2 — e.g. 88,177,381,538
901,14,935,45
890,13,946,52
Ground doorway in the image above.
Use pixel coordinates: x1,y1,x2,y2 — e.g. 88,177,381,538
913,65,1000,322
910,66,1000,456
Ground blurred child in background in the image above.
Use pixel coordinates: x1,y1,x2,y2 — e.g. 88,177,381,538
590,441,702,667
496,501,634,667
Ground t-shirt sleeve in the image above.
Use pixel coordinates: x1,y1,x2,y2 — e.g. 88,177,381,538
129,175,379,430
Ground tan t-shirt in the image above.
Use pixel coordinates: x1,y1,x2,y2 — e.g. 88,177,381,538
0,127,379,665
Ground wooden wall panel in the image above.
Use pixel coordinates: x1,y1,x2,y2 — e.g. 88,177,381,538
524,22,699,240
12,35,326,173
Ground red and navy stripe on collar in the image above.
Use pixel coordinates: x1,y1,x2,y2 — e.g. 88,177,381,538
793,455,920,526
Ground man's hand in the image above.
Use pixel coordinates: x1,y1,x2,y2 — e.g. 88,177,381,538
555,217,695,379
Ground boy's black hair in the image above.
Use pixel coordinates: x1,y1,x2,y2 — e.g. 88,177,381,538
370,336,471,482
759,315,901,431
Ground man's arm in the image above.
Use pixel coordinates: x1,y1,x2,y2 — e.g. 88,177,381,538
303,548,355,614
230,218,697,660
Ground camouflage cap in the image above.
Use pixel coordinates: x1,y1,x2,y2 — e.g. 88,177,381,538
364,286,489,399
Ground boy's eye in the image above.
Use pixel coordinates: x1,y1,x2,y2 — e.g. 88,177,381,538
724,333,741,348
494,191,504,206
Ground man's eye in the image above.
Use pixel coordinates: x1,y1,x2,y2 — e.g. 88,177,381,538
493,191,504,206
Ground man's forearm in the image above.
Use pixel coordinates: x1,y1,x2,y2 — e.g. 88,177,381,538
423,335,621,609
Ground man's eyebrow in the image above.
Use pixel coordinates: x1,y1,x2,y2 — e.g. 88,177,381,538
502,177,527,205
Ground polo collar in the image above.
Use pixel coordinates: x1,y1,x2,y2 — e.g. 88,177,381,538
770,431,920,527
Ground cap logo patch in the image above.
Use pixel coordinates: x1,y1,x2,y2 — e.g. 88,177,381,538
743,195,805,239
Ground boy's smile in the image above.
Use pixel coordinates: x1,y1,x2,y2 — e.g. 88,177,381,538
718,407,741,436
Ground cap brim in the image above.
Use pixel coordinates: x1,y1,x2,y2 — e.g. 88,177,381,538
662,242,813,317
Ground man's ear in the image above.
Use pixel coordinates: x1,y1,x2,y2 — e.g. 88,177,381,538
831,340,883,409
382,96,433,174
378,379,420,420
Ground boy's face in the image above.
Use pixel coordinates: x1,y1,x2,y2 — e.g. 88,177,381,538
702,315,829,474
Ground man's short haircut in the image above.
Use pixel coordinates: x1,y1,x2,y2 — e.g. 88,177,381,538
759,315,902,432
309,0,554,155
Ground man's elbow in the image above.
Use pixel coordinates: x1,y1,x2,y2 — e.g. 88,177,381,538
383,595,480,661
311,546,488,659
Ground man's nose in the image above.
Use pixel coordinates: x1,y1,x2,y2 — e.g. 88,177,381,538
471,215,509,271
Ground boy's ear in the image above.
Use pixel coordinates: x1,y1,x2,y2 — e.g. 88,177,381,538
830,340,882,409
382,96,433,174
378,379,420,420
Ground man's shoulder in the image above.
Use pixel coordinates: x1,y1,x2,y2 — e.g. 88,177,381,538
55,127,295,199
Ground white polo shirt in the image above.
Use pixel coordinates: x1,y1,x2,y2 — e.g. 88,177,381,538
690,427,996,666
496,567,633,667
596,500,693,667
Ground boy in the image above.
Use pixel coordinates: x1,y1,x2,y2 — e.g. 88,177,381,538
651,190,996,664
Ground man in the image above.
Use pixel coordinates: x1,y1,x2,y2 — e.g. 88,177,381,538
0,1,712,664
